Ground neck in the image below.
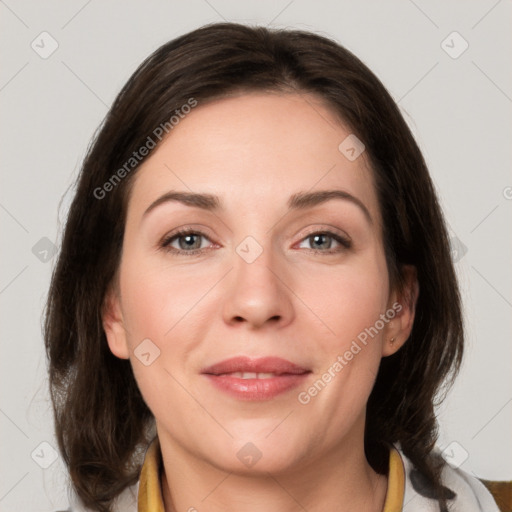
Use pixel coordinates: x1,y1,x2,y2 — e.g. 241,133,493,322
158,427,388,512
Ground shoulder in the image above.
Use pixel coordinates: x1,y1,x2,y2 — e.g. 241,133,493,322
66,481,139,512
394,444,500,512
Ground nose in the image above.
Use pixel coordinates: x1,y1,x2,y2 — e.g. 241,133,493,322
221,242,295,330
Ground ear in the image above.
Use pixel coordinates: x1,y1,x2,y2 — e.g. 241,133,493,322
382,265,419,357
102,284,130,360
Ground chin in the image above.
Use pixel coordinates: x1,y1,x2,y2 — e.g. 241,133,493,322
218,448,301,476
203,432,306,476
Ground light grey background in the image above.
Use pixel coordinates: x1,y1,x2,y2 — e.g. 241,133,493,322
1,1,511,510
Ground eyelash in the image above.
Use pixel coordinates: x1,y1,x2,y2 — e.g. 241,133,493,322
159,227,352,256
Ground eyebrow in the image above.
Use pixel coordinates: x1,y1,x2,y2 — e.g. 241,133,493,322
143,189,372,224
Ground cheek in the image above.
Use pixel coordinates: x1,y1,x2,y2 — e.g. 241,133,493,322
299,256,389,346
294,266,388,421
118,254,216,414
296,253,389,402
119,254,216,345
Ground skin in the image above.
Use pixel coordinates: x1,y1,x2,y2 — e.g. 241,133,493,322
103,91,418,512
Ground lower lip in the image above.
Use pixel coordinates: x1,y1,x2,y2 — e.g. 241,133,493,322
203,373,310,400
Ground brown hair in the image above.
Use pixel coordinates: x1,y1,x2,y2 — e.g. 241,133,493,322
44,22,463,511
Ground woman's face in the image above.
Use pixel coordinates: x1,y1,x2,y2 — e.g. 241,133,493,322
104,92,414,473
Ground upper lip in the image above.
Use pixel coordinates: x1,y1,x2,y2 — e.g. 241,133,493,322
201,356,310,376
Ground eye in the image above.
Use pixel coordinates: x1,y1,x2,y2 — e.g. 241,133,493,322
160,228,215,255
297,231,351,254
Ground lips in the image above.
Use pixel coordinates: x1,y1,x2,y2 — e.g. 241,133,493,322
201,356,309,376
201,356,311,401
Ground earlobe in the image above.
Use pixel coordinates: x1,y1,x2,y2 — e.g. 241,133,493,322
102,286,130,360
382,265,419,357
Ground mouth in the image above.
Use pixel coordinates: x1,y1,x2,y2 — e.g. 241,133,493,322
201,356,312,401
215,371,289,379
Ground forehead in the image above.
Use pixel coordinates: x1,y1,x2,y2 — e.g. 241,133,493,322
127,92,381,226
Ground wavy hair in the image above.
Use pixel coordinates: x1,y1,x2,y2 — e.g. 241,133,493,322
44,22,464,511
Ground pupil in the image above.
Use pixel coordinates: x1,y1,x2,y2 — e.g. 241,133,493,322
182,234,198,249
313,234,329,249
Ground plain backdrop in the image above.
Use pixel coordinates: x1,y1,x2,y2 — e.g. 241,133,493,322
1,1,511,510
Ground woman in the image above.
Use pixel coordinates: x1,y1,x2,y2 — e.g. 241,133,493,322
44,22,499,512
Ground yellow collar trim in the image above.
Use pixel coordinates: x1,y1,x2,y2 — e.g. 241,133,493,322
137,436,164,512
383,446,405,512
